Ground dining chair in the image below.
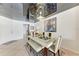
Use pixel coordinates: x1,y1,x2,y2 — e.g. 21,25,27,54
48,36,62,56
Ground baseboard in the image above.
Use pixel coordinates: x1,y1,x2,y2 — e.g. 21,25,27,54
62,46,79,54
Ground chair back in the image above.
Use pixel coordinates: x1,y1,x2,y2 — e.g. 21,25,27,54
55,36,62,53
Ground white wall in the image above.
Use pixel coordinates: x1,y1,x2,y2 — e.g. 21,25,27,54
56,6,77,51
76,6,79,52
35,6,79,52
0,16,26,45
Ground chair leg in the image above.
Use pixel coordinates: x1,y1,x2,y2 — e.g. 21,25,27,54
53,53,56,56
58,50,60,56
30,46,32,52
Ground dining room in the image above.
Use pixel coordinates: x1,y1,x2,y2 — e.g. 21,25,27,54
0,3,79,56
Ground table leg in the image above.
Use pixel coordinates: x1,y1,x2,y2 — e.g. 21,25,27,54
43,47,48,56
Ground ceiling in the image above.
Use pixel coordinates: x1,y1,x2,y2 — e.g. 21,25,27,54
0,3,25,21
26,3,57,22
0,3,79,23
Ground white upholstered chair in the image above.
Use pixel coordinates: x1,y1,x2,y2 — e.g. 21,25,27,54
48,36,62,56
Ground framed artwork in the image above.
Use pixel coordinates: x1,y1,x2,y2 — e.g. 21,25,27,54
44,17,57,32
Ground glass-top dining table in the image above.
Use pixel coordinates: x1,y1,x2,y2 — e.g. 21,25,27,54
27,36,55,56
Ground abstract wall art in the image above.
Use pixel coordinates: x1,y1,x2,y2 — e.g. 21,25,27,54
44,17,57,32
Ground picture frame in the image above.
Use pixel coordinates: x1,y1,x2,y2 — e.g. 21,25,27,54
44,17,57,32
